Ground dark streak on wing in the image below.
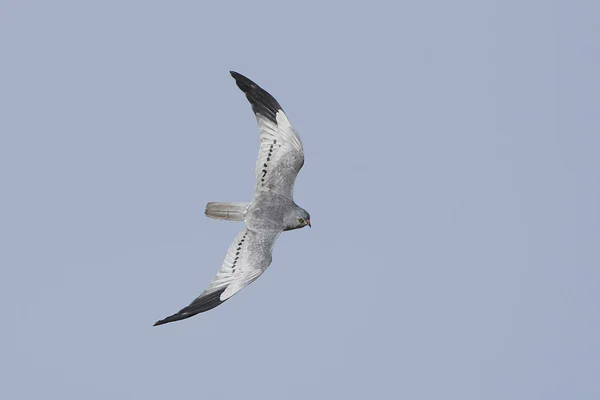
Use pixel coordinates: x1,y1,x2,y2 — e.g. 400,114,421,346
230,71,282,124
153,288,227,326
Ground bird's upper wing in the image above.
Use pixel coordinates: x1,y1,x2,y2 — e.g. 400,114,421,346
230,71,304,200
154,227,281,326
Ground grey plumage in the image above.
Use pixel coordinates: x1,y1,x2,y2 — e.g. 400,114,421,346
154,71,310,326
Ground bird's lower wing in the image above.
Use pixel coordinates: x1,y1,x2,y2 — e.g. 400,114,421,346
154,228,282,326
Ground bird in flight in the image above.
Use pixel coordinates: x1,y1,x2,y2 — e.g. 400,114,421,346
154,71,310,326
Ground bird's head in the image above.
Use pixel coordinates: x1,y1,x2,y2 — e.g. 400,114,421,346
284,207,311,231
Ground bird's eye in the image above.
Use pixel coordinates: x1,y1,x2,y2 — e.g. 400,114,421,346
298,218,305,224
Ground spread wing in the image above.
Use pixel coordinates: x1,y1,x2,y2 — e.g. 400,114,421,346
154,228,281,326
230,71,304,199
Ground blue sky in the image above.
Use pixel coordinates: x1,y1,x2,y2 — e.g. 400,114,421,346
1,1,598,399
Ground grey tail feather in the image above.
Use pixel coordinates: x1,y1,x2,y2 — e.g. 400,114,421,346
205,202,250,221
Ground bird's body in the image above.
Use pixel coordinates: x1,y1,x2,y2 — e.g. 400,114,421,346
154,72,310,326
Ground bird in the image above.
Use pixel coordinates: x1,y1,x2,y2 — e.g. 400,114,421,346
153,71,310,326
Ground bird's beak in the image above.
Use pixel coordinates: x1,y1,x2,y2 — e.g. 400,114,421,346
306,219,311,228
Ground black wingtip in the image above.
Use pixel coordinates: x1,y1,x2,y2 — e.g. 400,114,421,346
153,318,173,327
152,289,227,327
229,71,283,123
152,311,194,327
153,315,176,326
229,71,259,94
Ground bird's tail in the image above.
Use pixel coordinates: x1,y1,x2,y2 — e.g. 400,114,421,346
205,202,250,221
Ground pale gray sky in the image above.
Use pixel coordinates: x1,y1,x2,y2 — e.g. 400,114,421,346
1,1,599,399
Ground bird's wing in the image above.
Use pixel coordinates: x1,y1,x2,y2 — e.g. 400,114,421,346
230,71,304,200
154,227,281,326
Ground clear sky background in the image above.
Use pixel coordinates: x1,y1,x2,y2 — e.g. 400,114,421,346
1,1,598,399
